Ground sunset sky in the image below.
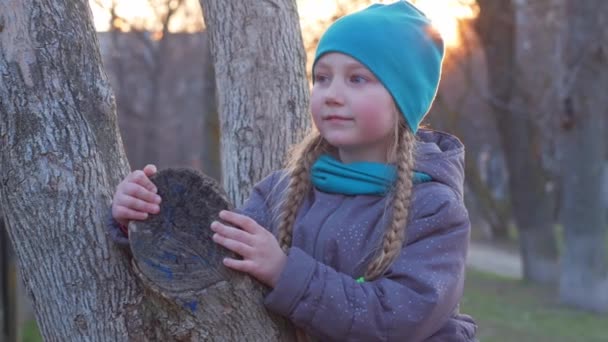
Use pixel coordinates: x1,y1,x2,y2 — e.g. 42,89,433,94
90,0,478,48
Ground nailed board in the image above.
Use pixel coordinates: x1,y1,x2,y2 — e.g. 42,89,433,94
129,168,234,295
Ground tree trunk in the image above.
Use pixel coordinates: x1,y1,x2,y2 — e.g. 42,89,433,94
0,0,304,339
0,1,135,340
199,0,310,206
557,0,608,313
475,0,560,285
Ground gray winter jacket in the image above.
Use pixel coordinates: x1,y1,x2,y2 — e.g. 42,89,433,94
107,129,477,341
238,129,477,341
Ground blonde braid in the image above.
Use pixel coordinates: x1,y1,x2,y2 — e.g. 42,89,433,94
364,126,416,280
277,131,330,252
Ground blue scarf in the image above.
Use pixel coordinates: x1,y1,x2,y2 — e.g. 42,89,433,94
311,154,431,196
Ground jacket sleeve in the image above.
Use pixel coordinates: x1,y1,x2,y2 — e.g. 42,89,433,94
236,171,284,232
263,184,472,342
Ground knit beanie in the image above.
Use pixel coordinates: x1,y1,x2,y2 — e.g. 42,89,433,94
313,1,445,132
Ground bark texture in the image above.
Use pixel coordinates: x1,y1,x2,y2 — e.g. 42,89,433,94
199,0,310,206
0,1,135,340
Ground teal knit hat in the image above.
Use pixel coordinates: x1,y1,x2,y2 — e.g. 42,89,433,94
313,1,444,132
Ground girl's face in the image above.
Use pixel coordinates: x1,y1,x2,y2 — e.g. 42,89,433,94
311,53,398,163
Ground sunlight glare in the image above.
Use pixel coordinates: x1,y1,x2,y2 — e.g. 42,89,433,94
412,0,479,47
90,0,203,32
297,0,479,48
90,0,478,47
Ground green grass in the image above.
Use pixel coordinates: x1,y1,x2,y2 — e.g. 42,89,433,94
21,320,42,342
462,269,608,342
20,269,608,341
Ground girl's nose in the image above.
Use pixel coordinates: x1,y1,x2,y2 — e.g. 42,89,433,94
324,80,344,106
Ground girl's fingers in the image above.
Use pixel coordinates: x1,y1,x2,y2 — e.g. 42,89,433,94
222,257,253,273
128,170,157,193
118,193,160,214
123,183,161,204
114,206,149,221
213,233,253,258
210,221,253,246
143,164,157,177
218,210,259,233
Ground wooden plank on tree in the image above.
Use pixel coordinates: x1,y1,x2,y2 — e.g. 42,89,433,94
128,168,297,341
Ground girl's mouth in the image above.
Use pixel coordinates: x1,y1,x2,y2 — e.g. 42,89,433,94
324,115,352,121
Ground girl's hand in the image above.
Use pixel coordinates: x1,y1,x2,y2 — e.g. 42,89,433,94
111,164,162,227
211,210,287,288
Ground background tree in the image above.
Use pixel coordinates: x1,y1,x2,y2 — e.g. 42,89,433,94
557,0,608,312
94,0,221,179
199,0,310,206
475,0,560,285
429,22,513,242
475,0,607,311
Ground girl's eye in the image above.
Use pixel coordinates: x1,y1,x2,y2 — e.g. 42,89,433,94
350,75,368,84
314,74,330,83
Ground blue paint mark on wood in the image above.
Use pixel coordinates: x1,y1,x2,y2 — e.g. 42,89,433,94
163,206,175,229
190,255,211,267
144,259,174,279
170,181,186,196
183,300,198,312
161,251,178,262
162,230,172,240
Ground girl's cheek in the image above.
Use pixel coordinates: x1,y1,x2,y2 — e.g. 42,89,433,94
310,95,323,124
311,114,324,134
355,101,396,134
353,94,383,114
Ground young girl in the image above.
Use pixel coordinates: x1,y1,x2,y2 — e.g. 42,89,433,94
109,1,477,340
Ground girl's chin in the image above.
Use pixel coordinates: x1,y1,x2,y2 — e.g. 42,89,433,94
322,136,357,148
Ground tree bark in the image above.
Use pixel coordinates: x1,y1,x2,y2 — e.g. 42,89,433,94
199,0,310,206
0,0,304,339
475,0,560,285
557,0,608,313
0,1,136,340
